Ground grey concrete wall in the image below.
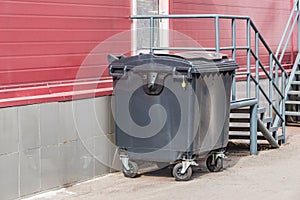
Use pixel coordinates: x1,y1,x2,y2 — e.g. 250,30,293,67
0,96,118,200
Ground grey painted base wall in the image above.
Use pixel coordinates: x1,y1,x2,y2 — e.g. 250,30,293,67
0,79,279,200
0,96,120,200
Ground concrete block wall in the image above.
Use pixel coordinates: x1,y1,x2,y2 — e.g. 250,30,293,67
0,96,118,200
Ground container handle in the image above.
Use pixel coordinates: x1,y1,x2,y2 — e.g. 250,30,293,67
109,65,128,77
172,67,192,79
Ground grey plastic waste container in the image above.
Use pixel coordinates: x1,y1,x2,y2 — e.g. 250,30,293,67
109,52,238,181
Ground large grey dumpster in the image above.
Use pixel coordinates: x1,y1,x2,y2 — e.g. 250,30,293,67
109,52,238,181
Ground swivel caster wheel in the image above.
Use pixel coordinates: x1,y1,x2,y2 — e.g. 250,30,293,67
172,162,192,181
122,160,138,178
206,155,223,172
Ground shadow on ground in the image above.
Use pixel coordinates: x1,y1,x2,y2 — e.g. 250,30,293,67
137,141,275,180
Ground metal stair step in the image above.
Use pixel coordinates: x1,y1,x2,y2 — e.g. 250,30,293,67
287,91,300,95
229,134,266,140
263,117,273,124
229,118,250,123
229,127,250,132
269,126,279,132
277,135,285,141
286,100,300,105
292,81,300,85
229,126,278,133
230,107,266,114
295,71,300,75
285,111,300,116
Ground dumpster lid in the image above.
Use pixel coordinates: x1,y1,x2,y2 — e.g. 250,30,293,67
174,51,228,62
109,52,239,75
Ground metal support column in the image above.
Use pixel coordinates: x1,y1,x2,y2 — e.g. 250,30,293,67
250,103,258,155
269,54,273,118
150,17,155,54
232,18,237,100
215,16,220,53
282,73,286,144
247,19,251,98
255,32,260,104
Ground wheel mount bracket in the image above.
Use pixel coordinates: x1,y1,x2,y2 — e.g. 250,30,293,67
180,160,198,174
120,155,130,171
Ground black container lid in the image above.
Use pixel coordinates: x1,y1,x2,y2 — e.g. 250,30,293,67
109,52,239,75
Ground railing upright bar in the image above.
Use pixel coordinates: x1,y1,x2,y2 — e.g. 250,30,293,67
275,63,279,112
255,32,260,105
150,17,155,53
215,16,220,53
269,54,273,118
232,18,237,100
282,73,286,143
250,103,258,155
247,19,251,98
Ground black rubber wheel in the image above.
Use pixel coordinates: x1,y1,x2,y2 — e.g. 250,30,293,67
206,155,223,172
122,161,138,178
172,163,192,181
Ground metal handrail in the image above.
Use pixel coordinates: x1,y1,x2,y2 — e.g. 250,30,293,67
272,0,300,137
131,14,287,141
276,0,299,58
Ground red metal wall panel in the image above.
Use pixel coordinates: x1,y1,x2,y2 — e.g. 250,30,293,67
0,0,295,107
170,0,295,67
0,0,131,107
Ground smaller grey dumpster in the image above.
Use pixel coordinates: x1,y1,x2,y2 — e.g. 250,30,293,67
109,52,238,181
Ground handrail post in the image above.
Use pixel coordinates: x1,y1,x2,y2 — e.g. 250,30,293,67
215,16,220,53
150,16,155,54
282,73,286,144
255,32,260,105
269,54,273,118
275,63,279,111
250,103,258,155
232,18,237,100
247,19,251,98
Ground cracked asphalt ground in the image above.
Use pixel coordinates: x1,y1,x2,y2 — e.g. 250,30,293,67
23,126,300,200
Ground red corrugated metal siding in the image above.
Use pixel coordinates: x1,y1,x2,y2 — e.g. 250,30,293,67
170,0,295,68
0,0,131,107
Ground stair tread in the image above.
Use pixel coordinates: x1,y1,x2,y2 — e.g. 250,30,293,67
277,135,285,140
229,127,250,132
285,111,300,116
230,118,250,123
229,135,266,140
292,81,300,85
295,71,300,75
288,91,300,95
286,100,300,104
230,126,278,132
263,117,273,123
230,107,266,114
269,126,279,132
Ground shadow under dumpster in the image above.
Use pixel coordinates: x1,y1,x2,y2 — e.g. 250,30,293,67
141,141,275,180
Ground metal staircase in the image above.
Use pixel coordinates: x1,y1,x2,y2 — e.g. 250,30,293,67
230,106,280,148
286,55,300,121
130,0,300,155
274,0,300,126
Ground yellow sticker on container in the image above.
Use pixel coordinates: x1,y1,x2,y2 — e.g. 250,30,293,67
182,78,186,89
